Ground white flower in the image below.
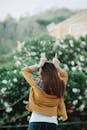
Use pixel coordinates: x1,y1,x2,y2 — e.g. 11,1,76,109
1,99,4,104
4,102,13,113
27,116,31,121
77,61,81,65
72,88,80,93
4,102,9,107
13,78,18,83
6,107,12,113
41,41,46,46
15,60,21,66
69,49,73,53
23,100,28,104
81,41,86,46
71,67,76,71
13,70,17,74
10,83,13,86
14,56,17,60
35,57,39,60
64,64,69,70
58,51,62,55
71,61,75,66
78,104,85,111
2,80,8,84
62,44,68,49
78,67,82,71
72,100,78,105
76,48,80,52
69,40,73,44
85,69,87,73
60,39,64,43
72,88,78,93
31,46,35,49
78,96,82,100
1,88,7,94
80,56,85,61
31,52,36,56
7,71,10,74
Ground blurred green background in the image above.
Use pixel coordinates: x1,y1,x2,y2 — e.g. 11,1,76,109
0,8,87,129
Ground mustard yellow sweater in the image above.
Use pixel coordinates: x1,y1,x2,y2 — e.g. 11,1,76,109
22,67,68,121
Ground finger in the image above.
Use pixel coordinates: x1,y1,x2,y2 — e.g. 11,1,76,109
55,53,57,58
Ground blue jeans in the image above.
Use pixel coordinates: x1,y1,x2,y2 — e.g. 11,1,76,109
28,122,58,130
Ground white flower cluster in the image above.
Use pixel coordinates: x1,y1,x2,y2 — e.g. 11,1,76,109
13,55,17,60
64,64,69,70
30,52,36,56
72,100,78,105
79,55,85,62
40,40,46,46
15,60,21,66
71,67,77,71
13,70,17,74
23,100,28,104
4,102,12,113
53,39,68,54
81,41,86,46
13,55,22,67
76,48,80,52
78,104,85,111
2,80,8,84
58,51,62,55
71,61,75,66
1,88,7,94
72,88,80,93
78,95,82,100
6,107,13,113
13,78,18,83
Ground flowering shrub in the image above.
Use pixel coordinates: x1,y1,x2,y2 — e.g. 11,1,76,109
0,35,87,125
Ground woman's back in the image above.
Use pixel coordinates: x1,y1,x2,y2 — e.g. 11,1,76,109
22,57,68,130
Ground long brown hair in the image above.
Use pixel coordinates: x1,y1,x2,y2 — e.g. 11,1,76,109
41,62,65,98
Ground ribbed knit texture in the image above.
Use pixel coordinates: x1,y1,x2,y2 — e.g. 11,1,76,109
22,67,68,121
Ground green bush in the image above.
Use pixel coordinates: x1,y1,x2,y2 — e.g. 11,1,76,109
0,35,87,125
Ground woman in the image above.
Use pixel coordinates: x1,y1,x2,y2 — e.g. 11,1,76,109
22,57,68,130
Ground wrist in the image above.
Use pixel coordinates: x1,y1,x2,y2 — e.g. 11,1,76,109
56,66,63,73
54,63,60,70
35,64,40,69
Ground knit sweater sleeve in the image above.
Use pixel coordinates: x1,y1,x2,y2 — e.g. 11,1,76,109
57,98,68,121
21,67,37,88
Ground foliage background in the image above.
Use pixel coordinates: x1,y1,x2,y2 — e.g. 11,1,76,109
0,8,87,125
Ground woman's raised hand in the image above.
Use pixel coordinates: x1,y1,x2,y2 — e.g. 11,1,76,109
39,53,47,67
53,54,60,68
39,58,47,67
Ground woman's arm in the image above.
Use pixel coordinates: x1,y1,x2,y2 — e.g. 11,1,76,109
57,98,68,121
21,58,47,86
21,65,38,87
23,64,39,72
53,57,63,72
22,57,47,72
